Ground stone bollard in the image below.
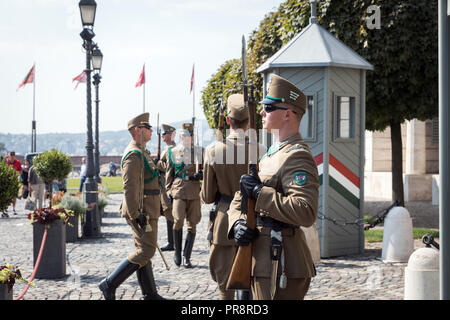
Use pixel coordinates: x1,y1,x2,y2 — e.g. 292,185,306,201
404,246,439,300
381,206,414,263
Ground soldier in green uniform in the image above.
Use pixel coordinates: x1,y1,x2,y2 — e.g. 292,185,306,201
228,74,319,300
201,94,266,300
157,124,176,251
166,123,204,268
99,112,165,300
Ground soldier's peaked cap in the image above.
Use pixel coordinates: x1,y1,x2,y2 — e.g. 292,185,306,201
128,112,151,130
227,94,248,121
179,123,193,135
162,124,175,133
261,74,306,114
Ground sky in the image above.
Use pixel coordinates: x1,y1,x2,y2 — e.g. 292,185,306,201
0,0,284,135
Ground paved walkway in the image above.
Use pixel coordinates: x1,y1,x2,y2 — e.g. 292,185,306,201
0,194,438,300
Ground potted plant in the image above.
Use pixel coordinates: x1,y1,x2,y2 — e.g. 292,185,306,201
0,264,33,300
28,149,73,279
57,194,87,242
0,160,21,217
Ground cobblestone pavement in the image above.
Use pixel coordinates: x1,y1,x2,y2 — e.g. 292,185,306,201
0,194,434,300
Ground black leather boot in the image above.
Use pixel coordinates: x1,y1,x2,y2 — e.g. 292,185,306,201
136,262,166,300
98,259,139,300
160,220,174,251
173,229,183,267
236,290,252,300
183,232,195,268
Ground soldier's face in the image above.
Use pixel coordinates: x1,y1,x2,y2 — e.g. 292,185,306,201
260,103,286,132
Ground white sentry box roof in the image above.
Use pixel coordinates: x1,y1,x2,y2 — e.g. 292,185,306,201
257,21,374,73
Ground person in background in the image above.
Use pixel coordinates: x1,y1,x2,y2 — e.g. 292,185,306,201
79,157,87,192
28,161,46,210
20,159,30,200
6,151,22,215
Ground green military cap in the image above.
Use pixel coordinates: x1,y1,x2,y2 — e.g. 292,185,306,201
261,74,306,114
162,124,175,134
227,94,248,121
179,123,193,136
128,112,152,130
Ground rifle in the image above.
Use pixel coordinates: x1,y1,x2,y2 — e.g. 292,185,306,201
226,35,258,290
157,113,161,161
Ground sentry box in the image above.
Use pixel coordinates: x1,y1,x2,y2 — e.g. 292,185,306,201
257,4,373,258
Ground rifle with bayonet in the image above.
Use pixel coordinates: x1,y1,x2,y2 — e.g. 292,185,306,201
226,35,258,290
157,112,161,161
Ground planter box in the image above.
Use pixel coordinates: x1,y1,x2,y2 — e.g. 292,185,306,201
33,219,66,279
0,283,13,300
66,214,79,243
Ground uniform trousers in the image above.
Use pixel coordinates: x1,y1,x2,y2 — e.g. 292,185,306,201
31,183,45,209
209,244,237,300
251,276,311,300
172,198,201,233
126,217,158,268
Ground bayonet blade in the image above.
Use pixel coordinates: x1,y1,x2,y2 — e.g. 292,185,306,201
242,35,247,86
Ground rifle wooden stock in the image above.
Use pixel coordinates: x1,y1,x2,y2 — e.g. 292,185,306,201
226,85,258,290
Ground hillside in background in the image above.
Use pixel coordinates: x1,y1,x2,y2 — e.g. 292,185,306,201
0,118,214,156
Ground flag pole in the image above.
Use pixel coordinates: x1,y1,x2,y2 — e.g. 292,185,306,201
32,63,36,152
192,63,195,128
143,64,146,112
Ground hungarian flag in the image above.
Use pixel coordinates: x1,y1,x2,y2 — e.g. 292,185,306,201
72,71,87,90
135,65,145,87
190,63,195,93
17,65,35,91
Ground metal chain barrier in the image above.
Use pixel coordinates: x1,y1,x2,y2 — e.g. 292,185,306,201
14,225,49,300
318,200,400,230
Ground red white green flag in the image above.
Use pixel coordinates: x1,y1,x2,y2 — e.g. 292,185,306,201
135,65,145,87
17,65,35,91
72,71,87,90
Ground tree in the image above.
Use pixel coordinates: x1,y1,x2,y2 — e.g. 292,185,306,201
32,149,72,208
322,0,438,206
0,161,21,212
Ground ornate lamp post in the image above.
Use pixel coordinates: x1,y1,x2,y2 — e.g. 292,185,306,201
79,0,100,237
92,47,103,184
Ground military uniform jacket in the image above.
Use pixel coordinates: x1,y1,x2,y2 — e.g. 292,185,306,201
201,132,266,245
166,143,204,200
228,133,319,279
157,142,176,211
120,140,161,220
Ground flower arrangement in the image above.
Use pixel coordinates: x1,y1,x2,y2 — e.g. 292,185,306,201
0,264,33,292
28,207,74,226
51,191,65,207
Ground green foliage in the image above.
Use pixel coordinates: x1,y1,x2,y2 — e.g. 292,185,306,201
97,195,108,212
322,0,438,131
0,161,21,212
33,149,72,184
364,228,439,243
58,194,87,217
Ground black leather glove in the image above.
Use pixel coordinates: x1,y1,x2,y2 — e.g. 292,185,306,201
233,219,259,246
135,213,147,229
240,173,262,200
192,170,203,181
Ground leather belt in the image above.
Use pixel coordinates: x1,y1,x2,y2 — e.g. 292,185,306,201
144,189,160,195
256,216,297,230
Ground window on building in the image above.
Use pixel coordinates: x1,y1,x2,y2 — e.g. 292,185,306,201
335,95,355,140
299,95,315,140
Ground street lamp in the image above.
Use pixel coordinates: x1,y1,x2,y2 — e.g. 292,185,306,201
79,0,97,26
92,47,103,184
79,0,100,237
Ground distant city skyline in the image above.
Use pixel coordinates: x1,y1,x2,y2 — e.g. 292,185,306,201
0,0,284,134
